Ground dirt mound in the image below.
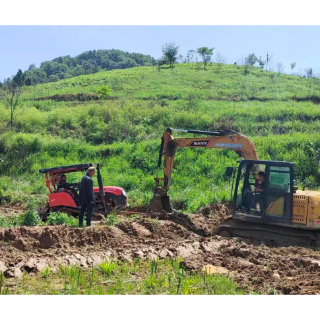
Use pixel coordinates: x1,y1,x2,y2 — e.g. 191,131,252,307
1,206,320,294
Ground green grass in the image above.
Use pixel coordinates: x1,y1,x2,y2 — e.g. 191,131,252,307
1,63,320,212
0,206,77,229
0,258,247,295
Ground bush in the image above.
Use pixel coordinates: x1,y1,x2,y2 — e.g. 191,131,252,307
49,75,60,83
46,212,77,226
96,85,112,98
22,199,42,226
0,213,24,228
106,212,119,226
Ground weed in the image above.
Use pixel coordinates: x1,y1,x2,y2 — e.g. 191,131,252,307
46,212,77,226
0,272,8,295
98,260,118,276
40,266,51,278
268,287,278,295
106,212,119,226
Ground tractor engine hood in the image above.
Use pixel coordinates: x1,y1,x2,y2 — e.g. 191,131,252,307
93,186,125,196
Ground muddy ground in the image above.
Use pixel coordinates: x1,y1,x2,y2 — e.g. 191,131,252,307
1,204,320,295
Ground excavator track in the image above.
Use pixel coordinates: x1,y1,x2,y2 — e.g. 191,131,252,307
213,217,320,247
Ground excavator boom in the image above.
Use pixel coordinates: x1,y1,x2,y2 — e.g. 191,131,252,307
150,127,259,213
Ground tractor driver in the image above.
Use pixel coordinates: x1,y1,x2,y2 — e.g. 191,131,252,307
57,174,80,205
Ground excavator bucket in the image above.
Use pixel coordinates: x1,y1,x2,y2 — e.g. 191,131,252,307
150,193,173,213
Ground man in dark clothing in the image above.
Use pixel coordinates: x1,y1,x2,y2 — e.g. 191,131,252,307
57,174,80,205
79,166,96,227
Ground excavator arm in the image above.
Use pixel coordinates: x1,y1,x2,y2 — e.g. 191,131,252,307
150,127,259,213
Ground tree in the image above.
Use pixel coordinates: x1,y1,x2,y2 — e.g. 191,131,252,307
0,70,24,127
268,63,275,73
48,75,60,82
186,50,196,63
156,58,165,72
265,53,273,71
196,47,214,70
276,62,284,75
245,54,257,66
13,69,25,86
305,68,313,78
40,61,67,77
71,65,85,77
82,61,94,74
290,62,296,75
257,56,266,70
161,42,180,68
28,64,37,71
24,68,48,85
215,52,227,67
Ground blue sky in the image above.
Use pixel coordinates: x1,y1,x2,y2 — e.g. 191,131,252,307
1,25,320,80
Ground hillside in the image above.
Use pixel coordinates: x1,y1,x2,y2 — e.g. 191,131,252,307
0,62,320,211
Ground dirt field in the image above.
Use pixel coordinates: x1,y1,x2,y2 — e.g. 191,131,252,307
1,204,320,295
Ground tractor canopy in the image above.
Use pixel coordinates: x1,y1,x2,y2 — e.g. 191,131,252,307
38,163,93,175
39,163,94,194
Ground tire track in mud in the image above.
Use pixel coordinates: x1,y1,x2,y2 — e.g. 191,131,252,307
1,216,320,294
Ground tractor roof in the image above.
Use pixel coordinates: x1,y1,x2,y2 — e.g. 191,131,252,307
38,163,93,174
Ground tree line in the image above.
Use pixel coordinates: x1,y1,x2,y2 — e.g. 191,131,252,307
1,49,156,86
160,43,318,79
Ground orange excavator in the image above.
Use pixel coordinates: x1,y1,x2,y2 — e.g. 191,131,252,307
150,128,320,246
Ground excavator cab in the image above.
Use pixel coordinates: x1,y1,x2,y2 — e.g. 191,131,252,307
232,160,294,225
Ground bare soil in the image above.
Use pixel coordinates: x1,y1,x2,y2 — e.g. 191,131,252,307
1,204,320,295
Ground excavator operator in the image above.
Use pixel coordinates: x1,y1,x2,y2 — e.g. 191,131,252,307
242,171,266,212
254,171,266,193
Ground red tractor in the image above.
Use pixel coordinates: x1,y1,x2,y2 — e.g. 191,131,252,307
38,162,128,220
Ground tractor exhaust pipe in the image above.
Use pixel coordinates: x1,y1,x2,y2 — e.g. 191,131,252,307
96,163,106,212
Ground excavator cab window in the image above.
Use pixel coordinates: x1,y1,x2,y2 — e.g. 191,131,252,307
265,166,291,218
235,163,266,214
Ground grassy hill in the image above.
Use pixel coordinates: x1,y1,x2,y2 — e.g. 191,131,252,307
1,63,320,211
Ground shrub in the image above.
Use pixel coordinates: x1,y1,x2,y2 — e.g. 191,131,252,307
46,212,77,226
22,199,42,226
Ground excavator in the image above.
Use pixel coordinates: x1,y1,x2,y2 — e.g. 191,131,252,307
150,127,320,246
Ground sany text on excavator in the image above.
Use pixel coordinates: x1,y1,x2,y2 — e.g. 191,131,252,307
150,127,320,246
